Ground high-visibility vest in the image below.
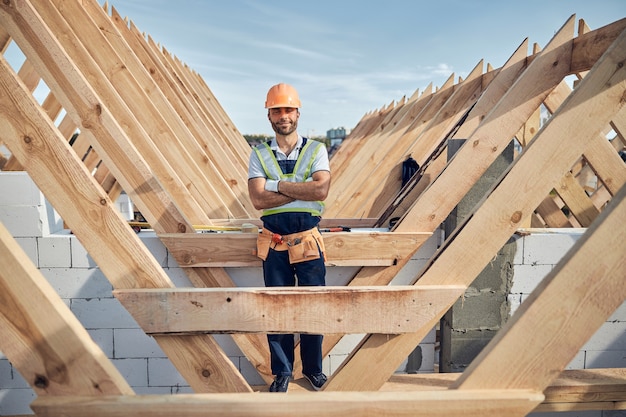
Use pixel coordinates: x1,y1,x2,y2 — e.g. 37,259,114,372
253,139,325,216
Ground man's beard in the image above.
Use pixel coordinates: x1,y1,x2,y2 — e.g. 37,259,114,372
271,119,298,136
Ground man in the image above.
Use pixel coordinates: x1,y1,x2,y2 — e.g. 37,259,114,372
248,83,331,393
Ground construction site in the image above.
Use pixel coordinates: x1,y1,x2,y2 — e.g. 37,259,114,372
0,1,625,416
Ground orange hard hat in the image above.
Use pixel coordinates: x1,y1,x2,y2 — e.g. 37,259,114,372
265,83,301,109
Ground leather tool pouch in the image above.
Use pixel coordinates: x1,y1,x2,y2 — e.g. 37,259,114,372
256,232,272,261
287,232,321,264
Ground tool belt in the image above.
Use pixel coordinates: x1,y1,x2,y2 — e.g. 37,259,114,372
256,226,326,264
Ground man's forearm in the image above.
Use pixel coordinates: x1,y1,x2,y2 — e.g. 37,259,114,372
277,179,327,201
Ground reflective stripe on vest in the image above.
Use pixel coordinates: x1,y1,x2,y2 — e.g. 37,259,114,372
253,139,325,216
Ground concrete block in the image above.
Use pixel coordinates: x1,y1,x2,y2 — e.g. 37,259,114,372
14,237,38,267
453,291,506,330
566,350,586,369
0,172,43,206
40,267,113,299
71,298,139,329
0,388,37,416
327,353,349,375
37,235,71,268
114,329,164,359
112,358,148,386
329,334,364,356
585,350,626,368
227,267,266,287
413,230,442,260
522,230,584,265
139,233,168,267
171,385,194,394
134,385,177,395
510,263,553,294
147,358,187,387
69,235,97,268
239,357,265,386
115,193,134,221
508,293,523,318
449,329,498,371
42,200,64,235
417,343,435,373
580,322,626,351
165,267,194,287
87,329,114,358
390,257,427,285
423,328,436,344
396,356,408,373
323,355,333,377
403,343,436,373
511,234,524,266
166,247,179,269
0,360,29,389
0,205,45,237
212,334,243,357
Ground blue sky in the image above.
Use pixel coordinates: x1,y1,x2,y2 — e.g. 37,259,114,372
8,1,626,137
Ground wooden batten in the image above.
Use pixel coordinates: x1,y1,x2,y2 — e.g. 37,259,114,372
159,231,432,267
30,389,544,417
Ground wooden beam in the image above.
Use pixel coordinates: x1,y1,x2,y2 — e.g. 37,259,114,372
570,18,626,74
383,369,626,412
114,285,464,335
0,222,133,396
30,389,544,417
159,231,432,267
554,171,600,226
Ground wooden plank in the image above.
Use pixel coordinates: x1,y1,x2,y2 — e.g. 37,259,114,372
0,23,9,52
554,171,600,226
0,222,133,396
30,389,544,417
159,231,432,267
534,196,574,227
114,285,464,335
452,182,626,391
384,369,626,412
571,18,626,73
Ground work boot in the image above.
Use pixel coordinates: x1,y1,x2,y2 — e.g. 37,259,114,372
269,375,290,392
303,372,327,391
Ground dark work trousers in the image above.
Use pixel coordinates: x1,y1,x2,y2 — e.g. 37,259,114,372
263,247,326,377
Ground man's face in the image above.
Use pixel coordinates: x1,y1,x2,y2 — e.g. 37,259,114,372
268,107,299,136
